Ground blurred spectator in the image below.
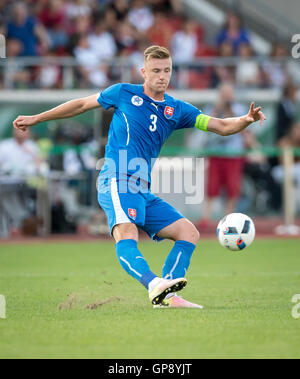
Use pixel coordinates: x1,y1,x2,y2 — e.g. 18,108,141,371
0,128,44,177
38,0,69,51
0,128,45,237
211,41,235,87
272,123,300,213
147,11,173,49
216,11,250,55
73,14,92,36
236,43,261,88
104,6,119,33
171,18,213,89
275,83,298,143
128,0,154,33
5,38,31,88
66,14,92,54
149,0,182,14
0,0,295,92
48,124,98,233
129,38,149,83
286,58,300,88
5,2,49,56
0,0,13,25
110,0,129,21
188,83,248,225
263,42,289,89
170,19,200,88
35,48,61,89
74,35,109,87
63,131,98,176
0,21,4,37
242,132,282,213
87,19,117,61
276,122,300,155
218,40,234,57
65,0,92,20
115,20,137,52
171,19,198,64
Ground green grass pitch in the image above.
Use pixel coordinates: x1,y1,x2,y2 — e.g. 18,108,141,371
0,238,300,359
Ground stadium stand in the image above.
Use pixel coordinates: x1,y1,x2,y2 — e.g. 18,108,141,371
0,0,299,238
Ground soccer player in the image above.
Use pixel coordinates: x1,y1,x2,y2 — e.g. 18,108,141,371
13,46,266,308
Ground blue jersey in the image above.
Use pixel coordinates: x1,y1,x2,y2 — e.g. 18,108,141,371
97,83,204,184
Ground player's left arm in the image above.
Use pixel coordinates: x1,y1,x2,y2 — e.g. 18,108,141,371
206,102,266,136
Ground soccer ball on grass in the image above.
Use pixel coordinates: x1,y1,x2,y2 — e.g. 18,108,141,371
217,213,255,251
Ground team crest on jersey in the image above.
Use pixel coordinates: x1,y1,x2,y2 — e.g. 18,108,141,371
128,208,137,220
131,96,143,106
164,106,174,119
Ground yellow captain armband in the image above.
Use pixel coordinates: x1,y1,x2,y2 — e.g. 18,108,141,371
195,114,211,132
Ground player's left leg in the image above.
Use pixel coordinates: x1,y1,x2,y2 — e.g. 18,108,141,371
156,218,199,281
143,196,203,308
143,196,200,279
156,219,203,308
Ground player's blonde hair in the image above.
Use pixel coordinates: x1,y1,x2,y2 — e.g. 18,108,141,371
144,45,171,62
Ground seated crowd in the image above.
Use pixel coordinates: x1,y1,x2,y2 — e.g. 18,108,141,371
0,1,299,238
0,0,295,89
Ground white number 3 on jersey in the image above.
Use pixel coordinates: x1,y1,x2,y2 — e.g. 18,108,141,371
149,114,158,132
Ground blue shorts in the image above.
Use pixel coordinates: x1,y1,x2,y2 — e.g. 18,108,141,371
97,176,184,241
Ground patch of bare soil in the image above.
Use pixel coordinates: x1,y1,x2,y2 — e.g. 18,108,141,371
58,294,77,310
85,297,122,310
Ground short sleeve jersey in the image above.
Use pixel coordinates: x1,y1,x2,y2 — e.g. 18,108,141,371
97,83,203,183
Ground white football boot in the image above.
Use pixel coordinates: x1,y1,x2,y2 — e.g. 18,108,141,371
153,294,203,309
149,278,187,305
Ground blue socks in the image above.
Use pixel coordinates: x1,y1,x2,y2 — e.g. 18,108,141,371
115,239,196,289
116,239,157,289
162,240,196,280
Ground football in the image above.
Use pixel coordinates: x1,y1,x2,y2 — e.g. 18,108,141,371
217,213,255,251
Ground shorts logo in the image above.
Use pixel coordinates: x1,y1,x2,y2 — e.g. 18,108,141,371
164,106,174,119
131,96,143,107
128,208,137,220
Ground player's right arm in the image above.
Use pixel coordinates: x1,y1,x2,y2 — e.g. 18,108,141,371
13,93,100,131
